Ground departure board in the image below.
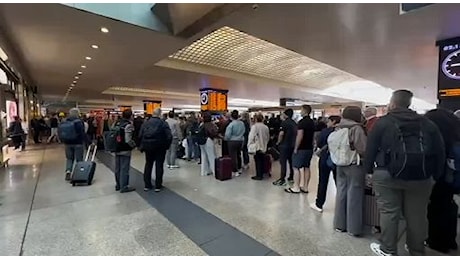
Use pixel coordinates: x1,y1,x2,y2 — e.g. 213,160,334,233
143,100,161,115
119,106,132,112
200,88,228,112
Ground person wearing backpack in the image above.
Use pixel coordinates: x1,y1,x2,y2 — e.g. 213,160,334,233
199,112,219,176
112,109,137,193
59,108,86,181
424,109,459,253
328,106,367,237
139,108,172,192
310,115,341,213
365,90,445,256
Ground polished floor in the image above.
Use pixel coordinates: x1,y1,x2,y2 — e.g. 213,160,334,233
1,144,459,256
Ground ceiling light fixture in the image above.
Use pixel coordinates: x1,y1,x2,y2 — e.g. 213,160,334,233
81,65,86,69
73,80,77,83
78,71,82,75
91,44,99,49
71,83,75,86
100,27,109,33
74,76,79,79
85,56,92,60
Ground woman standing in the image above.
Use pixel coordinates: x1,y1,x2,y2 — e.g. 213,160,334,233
248,113,270,180
329,106,367,236
424,109,459,253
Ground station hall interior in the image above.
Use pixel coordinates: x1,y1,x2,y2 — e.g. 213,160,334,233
1,2,460,256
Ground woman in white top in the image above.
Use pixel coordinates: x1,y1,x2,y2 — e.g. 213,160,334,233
247,113,270,180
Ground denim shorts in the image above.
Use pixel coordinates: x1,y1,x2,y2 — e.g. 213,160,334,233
292,149,313,169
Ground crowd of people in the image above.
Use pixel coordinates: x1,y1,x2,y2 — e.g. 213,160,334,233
51,88,460,256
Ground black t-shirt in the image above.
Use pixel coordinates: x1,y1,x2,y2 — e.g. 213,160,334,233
50,117,59,128
297,116,315,150
279,118,297,147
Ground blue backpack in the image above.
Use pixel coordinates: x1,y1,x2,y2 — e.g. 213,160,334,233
58,119,79,143
446,142,460,194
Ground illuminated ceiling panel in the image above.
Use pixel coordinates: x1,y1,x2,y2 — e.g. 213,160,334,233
167,26,360,90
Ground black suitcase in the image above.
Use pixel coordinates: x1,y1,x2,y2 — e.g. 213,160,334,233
267,147,280,161
71,144,97,186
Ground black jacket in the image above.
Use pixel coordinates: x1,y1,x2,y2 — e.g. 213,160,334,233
139,117,172,151
364,108,445,180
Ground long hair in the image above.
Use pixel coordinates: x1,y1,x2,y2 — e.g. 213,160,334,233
425,108,460,154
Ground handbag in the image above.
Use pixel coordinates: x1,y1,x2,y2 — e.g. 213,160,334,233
248,133,259,154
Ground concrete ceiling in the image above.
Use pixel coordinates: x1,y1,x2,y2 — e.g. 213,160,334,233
0,3,458,109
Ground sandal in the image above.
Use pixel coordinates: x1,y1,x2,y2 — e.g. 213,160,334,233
284,188,300,194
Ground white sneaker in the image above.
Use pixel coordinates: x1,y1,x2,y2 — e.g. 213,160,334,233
370,242,393,256
310,203,323,213
233,172,241,177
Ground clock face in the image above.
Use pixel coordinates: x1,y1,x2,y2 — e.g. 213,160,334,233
442,49,460,80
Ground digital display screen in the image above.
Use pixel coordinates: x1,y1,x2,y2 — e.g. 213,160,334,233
437,37,460,99
200,88,228,112
143,101,161,115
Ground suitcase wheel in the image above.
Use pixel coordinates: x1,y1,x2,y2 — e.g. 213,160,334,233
88,181,92,186
72,182,76,186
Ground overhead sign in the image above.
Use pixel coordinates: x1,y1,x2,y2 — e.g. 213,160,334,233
200,88,228,112
436,37,460,99
400,3,433,14
143,100,161,115
118,106,132,112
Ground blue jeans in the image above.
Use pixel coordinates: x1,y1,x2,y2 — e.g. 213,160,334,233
65,144,84,172
115,154,131,190
187,136,200,160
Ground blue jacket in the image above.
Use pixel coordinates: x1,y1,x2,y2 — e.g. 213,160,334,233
225,120,245,142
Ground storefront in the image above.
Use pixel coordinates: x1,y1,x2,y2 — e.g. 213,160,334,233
0,49,32,166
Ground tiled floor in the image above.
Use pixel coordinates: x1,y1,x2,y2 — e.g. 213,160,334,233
1,144,459,256
0,145,205,256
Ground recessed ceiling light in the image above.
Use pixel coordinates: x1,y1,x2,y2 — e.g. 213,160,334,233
100,27,109,33
69,87,73,90
74,76,79,79
71,83,75,86
78,71,82,75
73,81,77,84
85,56,92,60
81,65,86,69
91,44,99,49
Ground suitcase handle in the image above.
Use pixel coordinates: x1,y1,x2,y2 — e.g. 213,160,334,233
85,143,98,162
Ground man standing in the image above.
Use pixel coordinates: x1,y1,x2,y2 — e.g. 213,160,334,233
273,109,297,186
366,90,445,256
285,105,315,193
47,113,59,143
139,108,172,192
185,112,200,162
59,108,86,181
166,111,183,169
364,107,379,133
113,109,136,193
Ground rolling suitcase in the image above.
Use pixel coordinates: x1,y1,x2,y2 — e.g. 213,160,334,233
263,154,272,177
71,144,97,186
364,186,380,228
215,157,232,181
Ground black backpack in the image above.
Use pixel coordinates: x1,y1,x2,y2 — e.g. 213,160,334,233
196,125,207,145
386,116,432,180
